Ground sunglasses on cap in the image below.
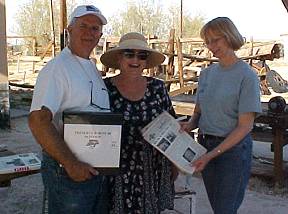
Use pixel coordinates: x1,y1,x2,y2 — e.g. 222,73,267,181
122,49,149,60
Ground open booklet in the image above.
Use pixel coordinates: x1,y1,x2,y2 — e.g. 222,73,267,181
142,111,207,175
0,153,41,174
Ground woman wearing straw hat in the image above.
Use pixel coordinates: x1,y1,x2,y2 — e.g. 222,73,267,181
101,32,177,213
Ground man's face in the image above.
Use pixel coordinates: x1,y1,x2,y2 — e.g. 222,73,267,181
68,15,103,55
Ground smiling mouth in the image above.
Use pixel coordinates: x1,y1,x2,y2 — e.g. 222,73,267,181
129,63,140,68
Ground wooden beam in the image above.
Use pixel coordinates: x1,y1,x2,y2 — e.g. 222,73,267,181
7,36,36,39
0,0,10,128
164,76,198,84
19,56,51,62
169,84,198,97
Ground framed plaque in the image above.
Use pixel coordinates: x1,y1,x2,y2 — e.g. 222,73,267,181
63,111,123,175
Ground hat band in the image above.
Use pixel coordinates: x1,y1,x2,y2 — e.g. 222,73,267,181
119,39,148,49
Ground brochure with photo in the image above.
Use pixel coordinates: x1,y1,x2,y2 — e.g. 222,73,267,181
142,111,207,175
0,153,41,174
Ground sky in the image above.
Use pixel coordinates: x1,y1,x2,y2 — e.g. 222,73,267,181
4,0,288,40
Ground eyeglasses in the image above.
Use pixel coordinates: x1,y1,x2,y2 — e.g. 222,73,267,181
205,36,224,46
122,49,149,60
89,81,110,111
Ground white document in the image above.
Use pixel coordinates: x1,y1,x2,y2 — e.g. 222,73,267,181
0,153,41,174
64,124,122,168
142,111,207,175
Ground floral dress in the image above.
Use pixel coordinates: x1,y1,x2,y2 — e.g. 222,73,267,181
104,77,175,214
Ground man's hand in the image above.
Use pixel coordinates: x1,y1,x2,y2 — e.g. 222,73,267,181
29,109,99,182
64,159,99,182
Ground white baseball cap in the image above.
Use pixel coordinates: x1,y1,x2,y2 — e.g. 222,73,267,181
69,5,107,25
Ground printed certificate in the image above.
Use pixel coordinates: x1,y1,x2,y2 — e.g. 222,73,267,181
63,112,123,174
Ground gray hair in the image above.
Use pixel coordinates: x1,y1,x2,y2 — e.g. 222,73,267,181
68,17,77,27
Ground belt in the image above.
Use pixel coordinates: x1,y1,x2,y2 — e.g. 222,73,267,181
198,134,225,141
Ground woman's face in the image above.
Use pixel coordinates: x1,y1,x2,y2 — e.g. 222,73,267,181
118,49,148,76
204,30,233,59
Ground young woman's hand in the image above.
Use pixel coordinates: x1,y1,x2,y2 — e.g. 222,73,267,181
191,153,212,172
179,121,194,133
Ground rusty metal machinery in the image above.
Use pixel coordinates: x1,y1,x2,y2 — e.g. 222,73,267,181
268,96,287,114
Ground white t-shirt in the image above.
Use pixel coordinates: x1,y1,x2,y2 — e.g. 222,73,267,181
30,47,110,132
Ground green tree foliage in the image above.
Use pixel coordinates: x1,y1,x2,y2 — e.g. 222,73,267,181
167,5,205,38
108,0,168,37
15,0,56,47
14,0,205,54
14,0,78,53
108,0,205,39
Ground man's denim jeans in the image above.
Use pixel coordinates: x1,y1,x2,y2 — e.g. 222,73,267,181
199,134,252,214
41,152,109,214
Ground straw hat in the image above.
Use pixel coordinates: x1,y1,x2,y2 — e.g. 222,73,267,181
100,32,165,69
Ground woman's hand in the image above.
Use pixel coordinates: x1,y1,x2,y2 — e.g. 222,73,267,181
179,121,194,133
179,105,201,133
191,153,213,172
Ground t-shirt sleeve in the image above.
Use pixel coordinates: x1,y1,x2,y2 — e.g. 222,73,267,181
238,72,262,114
196,67,208,105
30,61,67,116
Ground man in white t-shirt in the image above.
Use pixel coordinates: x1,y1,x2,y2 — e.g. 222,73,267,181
29,5,110,213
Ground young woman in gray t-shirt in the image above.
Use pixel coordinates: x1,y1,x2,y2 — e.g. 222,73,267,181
181,17,262,214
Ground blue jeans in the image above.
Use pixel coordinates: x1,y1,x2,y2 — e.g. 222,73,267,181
41,152,109,214
199,134,252,214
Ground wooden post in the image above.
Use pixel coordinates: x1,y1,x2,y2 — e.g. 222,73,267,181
49,0,56,57
32,37,36,56
31,37,36,73
60,0,67,50
176,37,184,88
180,0,183,38
167,29,175,80
102,38,109,75
147,35,155,76
273,127,284,187
0,0,10,129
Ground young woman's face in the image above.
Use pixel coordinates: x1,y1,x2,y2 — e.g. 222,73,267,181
204,31,232,59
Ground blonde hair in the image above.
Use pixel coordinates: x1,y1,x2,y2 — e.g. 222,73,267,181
200,17,244,51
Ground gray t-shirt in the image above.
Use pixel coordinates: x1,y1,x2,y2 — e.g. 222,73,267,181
196,60,262,137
